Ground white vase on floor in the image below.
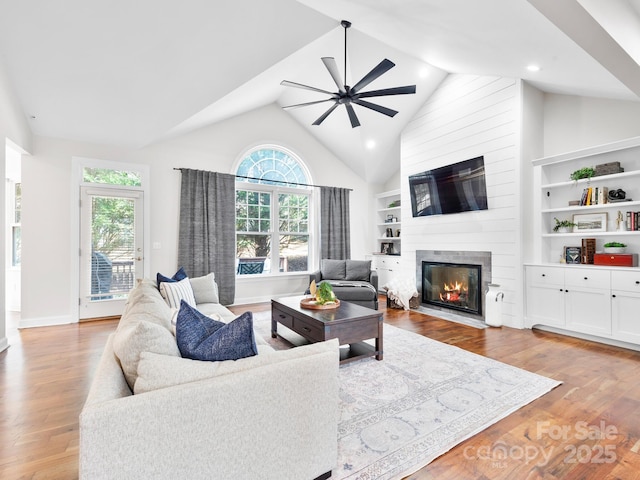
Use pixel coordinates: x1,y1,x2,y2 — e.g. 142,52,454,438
485,284,504,327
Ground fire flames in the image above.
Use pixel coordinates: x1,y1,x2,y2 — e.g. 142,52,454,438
439,281,467,303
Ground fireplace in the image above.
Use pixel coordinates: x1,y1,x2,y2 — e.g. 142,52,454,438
422,261,481,316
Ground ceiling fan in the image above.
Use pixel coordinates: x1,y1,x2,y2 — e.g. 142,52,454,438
280,20,416,128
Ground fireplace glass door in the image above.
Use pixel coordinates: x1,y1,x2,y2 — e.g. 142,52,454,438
422,261,481,315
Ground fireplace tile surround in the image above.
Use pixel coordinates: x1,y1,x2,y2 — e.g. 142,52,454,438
415,250,492,322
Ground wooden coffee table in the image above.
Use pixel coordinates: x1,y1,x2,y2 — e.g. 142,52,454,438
271,295,383,364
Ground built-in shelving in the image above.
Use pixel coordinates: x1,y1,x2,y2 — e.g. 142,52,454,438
526,136,640,349
374,190,401,255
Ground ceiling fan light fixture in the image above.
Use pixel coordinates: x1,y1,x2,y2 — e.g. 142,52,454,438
281,20,416,128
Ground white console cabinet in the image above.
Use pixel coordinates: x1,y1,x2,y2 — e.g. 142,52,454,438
525,264,640,347
371,255,401,292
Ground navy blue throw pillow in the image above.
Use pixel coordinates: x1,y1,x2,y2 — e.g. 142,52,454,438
175,301,258,362
156,267,188,286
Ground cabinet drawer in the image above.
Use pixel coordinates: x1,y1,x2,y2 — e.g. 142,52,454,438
526,266,564,287
293,316,324,342
612,270,640,293
272,308,294,329
564,268,611,289
376,256,400,268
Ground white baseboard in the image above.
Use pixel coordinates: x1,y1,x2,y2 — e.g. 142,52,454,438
19,315,76,329
532,325,640,352
0,337,8,353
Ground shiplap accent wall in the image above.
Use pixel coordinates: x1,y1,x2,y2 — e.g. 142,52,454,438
401,74,521,327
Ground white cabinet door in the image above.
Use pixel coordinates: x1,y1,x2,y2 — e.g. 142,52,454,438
565,288,612,336
525,266,565,327
611,270,640,343
564,268,611,336
526,284,565,327
612,291,640,343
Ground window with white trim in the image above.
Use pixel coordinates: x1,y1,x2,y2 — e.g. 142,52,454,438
235,147,313,275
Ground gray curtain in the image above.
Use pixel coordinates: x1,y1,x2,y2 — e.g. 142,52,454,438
320,186,351,260
177,169,236,305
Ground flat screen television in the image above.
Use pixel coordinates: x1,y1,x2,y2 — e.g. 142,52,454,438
409,156,488,217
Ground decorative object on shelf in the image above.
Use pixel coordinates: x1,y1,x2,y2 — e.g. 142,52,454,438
380,242,394,254
386,227,393,238
301,280,340,309
572,212,608,233
593,253,638,267
581,238,596,264
608,188,627,202
564,246,582,264
385,214,395,223
553,217,576,233
485,284,504,327
595,161,623,176
616,211,627,231
570,167,595,181
603,242,627,254
388,200,401,207
395,229,400,237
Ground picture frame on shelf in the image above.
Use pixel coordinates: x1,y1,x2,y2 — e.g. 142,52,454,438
564,246,582,264
380,242,394,254
572,212,607,233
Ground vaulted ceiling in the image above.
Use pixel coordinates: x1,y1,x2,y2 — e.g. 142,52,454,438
0,0,639,183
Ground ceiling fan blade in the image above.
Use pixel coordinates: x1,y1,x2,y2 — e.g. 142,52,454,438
350,58,395,94
321,57,346,94
353,99,398,118
282,98,336,110
312,103,340,125
345,104,361,128
355,85,416,98
280,80,335,96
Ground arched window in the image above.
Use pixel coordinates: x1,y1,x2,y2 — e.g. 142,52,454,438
235,146,314,275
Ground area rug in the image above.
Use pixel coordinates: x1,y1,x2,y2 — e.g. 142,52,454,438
252,312,561,480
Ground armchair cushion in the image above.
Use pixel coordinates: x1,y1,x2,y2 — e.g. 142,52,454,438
320,259,346,280
345,260,372,281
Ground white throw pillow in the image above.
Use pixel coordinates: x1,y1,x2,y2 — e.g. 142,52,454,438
159,277,196,309
189,272,219,304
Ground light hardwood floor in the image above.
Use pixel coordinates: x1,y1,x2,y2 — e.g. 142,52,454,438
1,297,640,479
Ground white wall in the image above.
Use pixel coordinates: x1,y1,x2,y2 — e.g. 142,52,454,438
543,94,640,155
401,74,522,327
0,57,32,350
21,103,373,326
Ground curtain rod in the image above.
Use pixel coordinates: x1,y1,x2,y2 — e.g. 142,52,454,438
173,168,353,191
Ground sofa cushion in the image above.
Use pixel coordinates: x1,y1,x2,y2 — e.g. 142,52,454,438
320,259,346,280
189,272,219,304
176,302,258,362
159,277,196,309
345,260,372,281
112,320,181,390
156,266,188,286
134,339,339,394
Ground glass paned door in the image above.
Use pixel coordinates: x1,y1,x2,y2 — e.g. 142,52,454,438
79,186,143,319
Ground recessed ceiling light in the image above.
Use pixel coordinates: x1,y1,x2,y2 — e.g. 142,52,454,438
526,64,541,72
419,67,431,79
365,140,376,150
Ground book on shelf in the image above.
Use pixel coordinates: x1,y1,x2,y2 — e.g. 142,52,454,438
626,211,640,231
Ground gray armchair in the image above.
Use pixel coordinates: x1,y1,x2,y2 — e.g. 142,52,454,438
309,259,378,310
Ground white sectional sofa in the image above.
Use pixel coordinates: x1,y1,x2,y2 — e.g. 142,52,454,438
79,278,340,480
